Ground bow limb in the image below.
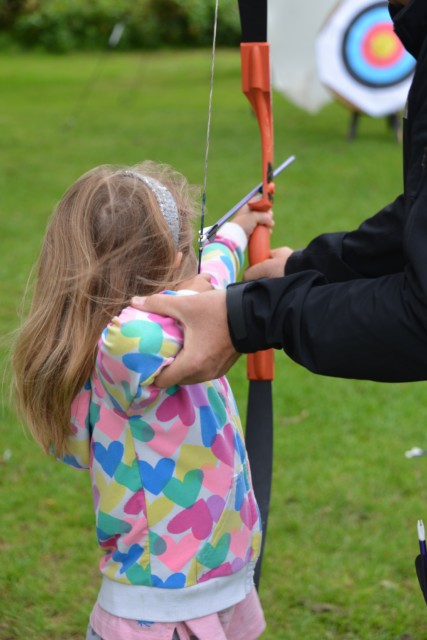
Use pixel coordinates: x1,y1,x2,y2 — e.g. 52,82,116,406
238,0,275,591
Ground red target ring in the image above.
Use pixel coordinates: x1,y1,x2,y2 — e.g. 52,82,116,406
362,23,404,67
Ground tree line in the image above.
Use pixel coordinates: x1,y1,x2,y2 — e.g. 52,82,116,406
0,0,240,52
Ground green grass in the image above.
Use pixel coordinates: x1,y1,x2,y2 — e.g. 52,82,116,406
1,50,426,639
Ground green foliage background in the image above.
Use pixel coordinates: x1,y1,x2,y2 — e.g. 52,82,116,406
0,0,240,52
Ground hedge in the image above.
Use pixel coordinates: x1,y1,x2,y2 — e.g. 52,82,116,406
0,0,241,52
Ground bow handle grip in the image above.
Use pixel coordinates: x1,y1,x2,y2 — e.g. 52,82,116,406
248,223,270,264
247,209,275,381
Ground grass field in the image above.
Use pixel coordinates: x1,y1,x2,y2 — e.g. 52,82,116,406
1,50,427,639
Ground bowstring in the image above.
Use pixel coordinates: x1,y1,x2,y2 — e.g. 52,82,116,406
198,0,220,273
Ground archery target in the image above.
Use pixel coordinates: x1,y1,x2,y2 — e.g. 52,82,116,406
316,0,415,117
343,4,414,88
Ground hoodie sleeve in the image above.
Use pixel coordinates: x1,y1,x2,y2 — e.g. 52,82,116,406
96,307,181,413
201,222,247,288
60,380,92,470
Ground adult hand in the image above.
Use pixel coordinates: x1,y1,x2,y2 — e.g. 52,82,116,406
244,246,294,280
131,289,240,386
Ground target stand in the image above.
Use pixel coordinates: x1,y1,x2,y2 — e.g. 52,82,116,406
316,0,415,140
347,110,401,142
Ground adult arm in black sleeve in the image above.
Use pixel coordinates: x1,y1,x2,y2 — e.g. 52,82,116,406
227,167,427,384
227,264,427,383
285,194,406,282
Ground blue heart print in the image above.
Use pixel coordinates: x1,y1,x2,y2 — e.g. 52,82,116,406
151,573,186,589
93,441,124,477
234,471,245,511
123,353,163,378
200,406,218,447
112,543,144,574
138,458,175,495
235,430,246,463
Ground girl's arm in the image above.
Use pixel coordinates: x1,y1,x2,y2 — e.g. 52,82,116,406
95,307,180,411
201,206,274,288
59,382,92,469
60,308,179,468
201,222,247,288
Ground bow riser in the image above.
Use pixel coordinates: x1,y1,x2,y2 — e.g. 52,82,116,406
241,41,275,382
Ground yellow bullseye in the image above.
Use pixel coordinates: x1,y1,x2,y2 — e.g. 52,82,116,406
369,33,397,60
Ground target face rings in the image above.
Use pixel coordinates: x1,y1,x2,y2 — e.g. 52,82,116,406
316,0,416,116
342,3,415,88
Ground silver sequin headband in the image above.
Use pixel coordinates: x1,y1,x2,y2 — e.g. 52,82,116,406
122,170,180,246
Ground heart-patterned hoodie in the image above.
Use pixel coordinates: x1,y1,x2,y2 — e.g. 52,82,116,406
62,222,262,622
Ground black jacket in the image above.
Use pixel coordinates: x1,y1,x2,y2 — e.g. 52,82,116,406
227,0,427,382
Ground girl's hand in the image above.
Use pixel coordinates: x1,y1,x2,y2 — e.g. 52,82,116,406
233,204,274,238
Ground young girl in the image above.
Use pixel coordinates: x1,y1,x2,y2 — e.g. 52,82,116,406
12,161,273,640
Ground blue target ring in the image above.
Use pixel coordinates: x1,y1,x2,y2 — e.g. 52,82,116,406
342,3,415,88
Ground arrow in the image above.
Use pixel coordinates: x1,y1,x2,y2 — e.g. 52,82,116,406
201,154,295,243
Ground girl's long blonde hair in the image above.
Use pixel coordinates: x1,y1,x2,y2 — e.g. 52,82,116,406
12,161,199,456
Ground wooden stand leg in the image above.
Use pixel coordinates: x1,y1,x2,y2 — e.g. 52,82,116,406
347,111,360,141
387,112,402,143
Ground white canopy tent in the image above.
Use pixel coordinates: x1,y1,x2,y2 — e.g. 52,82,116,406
268,0,338,113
